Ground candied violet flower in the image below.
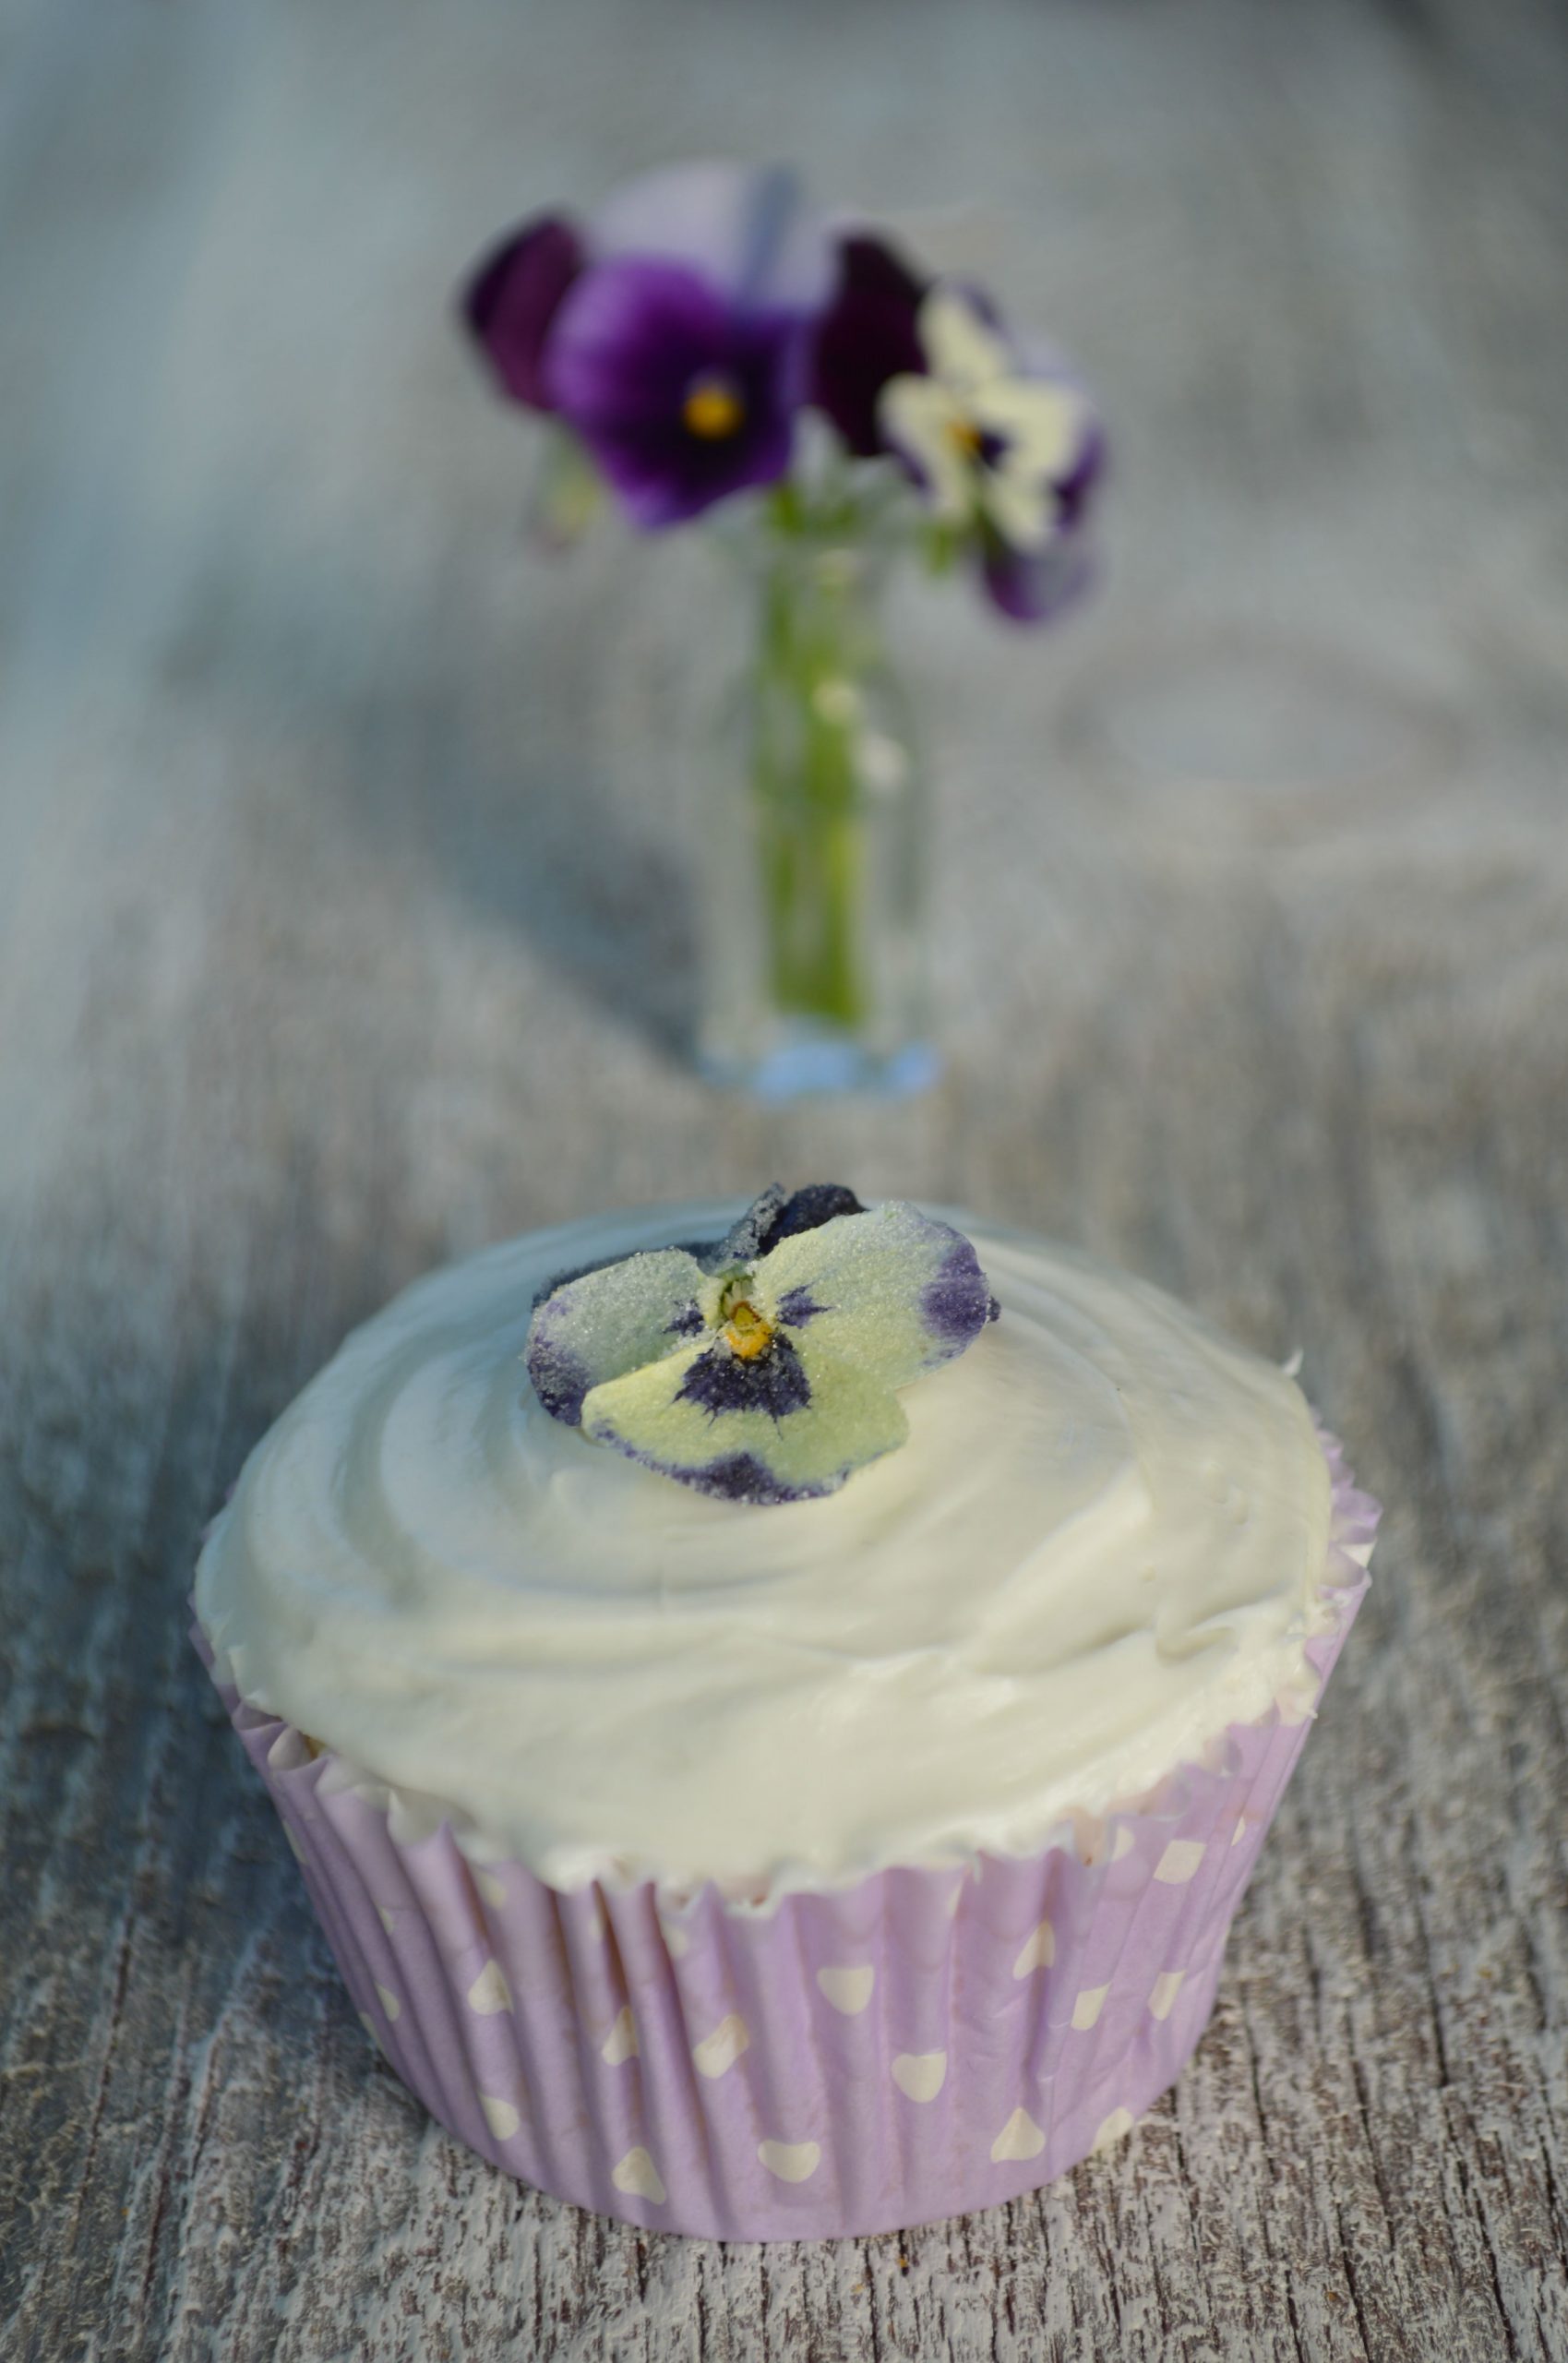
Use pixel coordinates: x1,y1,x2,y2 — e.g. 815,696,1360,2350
524,1188,995,1504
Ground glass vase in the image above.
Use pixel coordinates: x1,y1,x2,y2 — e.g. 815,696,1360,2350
697,493,936,1099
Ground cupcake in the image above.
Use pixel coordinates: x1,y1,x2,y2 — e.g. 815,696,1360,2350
194,1186,1377,2239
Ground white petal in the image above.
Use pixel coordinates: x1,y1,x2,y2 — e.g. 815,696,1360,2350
971,378,1084,479
980,465,1056,555
919,287,1011,391
878,377,975,522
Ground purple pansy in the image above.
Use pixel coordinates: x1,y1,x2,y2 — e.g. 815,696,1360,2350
464,163,832,530
524,1186,996,1504
459,164,1104,625
544,260,808,528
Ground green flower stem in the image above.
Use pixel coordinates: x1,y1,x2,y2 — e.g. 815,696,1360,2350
748,490,888,1032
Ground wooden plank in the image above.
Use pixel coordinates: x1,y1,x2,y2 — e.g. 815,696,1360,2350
2,0,1565,2355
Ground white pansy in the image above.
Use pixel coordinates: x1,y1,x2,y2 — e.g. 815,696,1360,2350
879,289,1083,552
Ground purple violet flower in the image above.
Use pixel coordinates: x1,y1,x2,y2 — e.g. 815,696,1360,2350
466,163,833,531
544,259,809,528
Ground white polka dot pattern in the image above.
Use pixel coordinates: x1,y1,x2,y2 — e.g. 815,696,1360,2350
1012,1919,1055,1977
691,2013,749,2079
466,1960,512,2016
990,2107,1046,2163
480,2093,521,2140
600,2006,638,2065
1155,1839,1205,1885
892,2051,947,2102
1092,2106,1135,2154
612,2147,666,2203
758,2139,821,2184
816,1964,874,2016
374,1982,401,2021
1071,1985,1109,2031
1149,1970,1185,2021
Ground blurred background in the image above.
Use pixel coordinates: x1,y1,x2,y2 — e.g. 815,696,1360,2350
4,0,1565,1274
3,2,1566,2355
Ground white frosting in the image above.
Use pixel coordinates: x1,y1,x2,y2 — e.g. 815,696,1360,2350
195,1202,1336,1895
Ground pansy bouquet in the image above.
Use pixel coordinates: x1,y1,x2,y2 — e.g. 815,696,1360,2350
461,164,1104,1094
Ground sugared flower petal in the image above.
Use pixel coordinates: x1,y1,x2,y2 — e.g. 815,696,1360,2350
525,1245,706,1424
523,1187,995,1505
581,1338,909,1503
754,1200,994,1389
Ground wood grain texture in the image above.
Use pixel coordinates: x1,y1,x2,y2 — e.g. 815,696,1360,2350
2,0,1566,2355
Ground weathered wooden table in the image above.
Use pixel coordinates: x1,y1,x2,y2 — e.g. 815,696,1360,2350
3,0,1566,2354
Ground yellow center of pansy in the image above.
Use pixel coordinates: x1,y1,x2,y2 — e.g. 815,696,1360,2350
722,1298,775,1361
946,415,984,458
683,375,746,439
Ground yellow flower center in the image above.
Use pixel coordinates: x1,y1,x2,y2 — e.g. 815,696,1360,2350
683,374,746,440
722,1298,774,1361
947,415,983,458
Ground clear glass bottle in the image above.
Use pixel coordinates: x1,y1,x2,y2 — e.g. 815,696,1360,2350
698,489,936,1098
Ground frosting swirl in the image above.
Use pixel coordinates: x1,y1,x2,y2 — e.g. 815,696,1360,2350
196,1202,1335,1892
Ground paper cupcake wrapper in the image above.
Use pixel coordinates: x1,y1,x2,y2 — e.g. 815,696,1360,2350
197,1428,1377,2240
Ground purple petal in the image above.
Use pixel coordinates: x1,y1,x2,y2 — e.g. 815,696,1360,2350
545,257,807,528
463,214,585,412
979,513,1098,626
810,234,928,457
591,162,833,314
681,1450,814,1505
1056,419,1107,529
919,1237,995,1348
775,1286,828,1326
676,1336,813,1419
760,1182,867,1252
978,422,1105,625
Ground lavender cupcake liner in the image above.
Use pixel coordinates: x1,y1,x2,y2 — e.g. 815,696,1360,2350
198,1430,1377,2241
